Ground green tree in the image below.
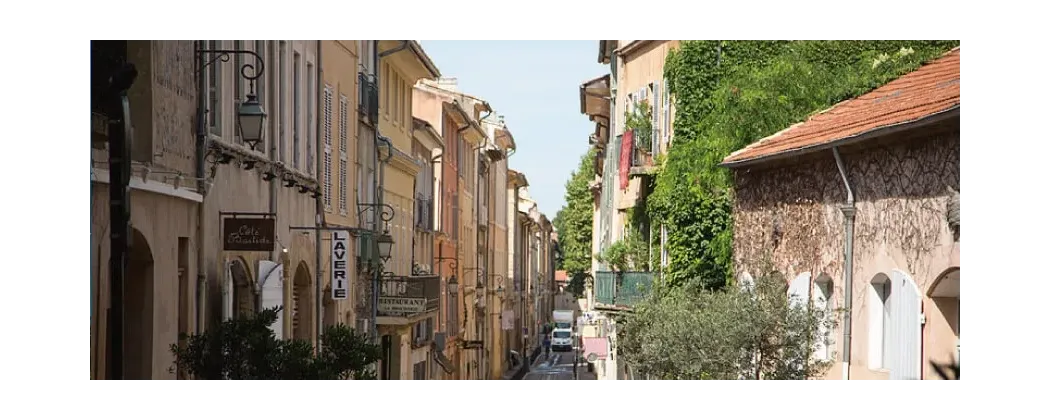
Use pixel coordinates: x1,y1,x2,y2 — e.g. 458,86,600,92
170,307,380,380
553,148,597,277
619,261,837,380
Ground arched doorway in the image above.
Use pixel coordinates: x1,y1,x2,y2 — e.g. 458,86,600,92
928,267,960,374
292,261,314,341
230,259,255,318
322,286,337,330
122,228,154,379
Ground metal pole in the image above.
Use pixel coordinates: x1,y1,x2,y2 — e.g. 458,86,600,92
105,59,137,380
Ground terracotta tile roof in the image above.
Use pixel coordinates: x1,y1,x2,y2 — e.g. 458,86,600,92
723,48,960,166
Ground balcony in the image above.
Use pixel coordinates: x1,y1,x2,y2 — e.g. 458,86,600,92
376,275,440,325
358,72,379,124
594,271,653,309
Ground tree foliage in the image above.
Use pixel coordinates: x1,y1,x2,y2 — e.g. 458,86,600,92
170,307,380,380
619,261,838,380
648,40,959,290
553,148,597,277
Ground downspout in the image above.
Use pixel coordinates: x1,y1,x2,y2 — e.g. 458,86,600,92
268,41,279,311
195,41,209,335
832,147,855,381
314,41,324,347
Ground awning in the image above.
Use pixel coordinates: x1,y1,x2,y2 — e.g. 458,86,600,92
582,337,609,360
433,351,455,374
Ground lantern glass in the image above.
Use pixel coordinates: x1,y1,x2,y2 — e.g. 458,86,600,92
237,94,266,149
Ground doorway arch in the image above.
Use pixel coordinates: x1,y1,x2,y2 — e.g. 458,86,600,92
122,228,154,379
230,258,255,318
292,261,314,341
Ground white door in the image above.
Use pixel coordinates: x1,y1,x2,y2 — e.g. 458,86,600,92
258,260,285,339
888,270,921,380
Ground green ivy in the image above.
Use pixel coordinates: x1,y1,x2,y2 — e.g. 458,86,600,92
648,40,959,291
624,101,653,152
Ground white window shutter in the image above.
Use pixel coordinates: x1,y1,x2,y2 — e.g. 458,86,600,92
889,270,922,380
222,258,234,321
663,79,671,144
651,81,661,155
258,260,285,339
787,272,811,309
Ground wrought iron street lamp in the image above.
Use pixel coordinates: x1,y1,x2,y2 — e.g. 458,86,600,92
237,93,266,150
196,47,267,151
448,275,459,294
376,230,394,262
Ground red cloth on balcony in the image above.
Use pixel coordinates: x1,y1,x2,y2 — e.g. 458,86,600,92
620,129,633,190
582,337,609,360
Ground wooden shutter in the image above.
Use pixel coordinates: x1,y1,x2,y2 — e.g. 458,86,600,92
651,81,661,156
662,79,671,144
258,260,285,339
787,272,811,309
812,279,832,360
888,270,922,380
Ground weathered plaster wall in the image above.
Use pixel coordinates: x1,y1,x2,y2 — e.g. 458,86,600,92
732,119,960,380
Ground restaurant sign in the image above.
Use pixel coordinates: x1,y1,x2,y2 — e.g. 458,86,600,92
378,297,427,314
223,217,275,251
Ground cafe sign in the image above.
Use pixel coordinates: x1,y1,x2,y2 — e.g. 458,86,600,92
223,217,276,251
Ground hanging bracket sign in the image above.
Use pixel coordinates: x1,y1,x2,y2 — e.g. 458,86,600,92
222,214,276,251
331,230,350,300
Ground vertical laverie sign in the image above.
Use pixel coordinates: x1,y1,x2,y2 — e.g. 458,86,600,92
331,230,350,300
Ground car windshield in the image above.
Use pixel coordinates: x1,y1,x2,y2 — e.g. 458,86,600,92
555,322,571,329
553,331,571,338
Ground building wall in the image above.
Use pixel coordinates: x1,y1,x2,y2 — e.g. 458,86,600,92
90,41,200,379
731,120,960,380
319,40,360,330
199,40,320,345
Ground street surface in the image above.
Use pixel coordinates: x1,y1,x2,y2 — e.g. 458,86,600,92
522,351,596,380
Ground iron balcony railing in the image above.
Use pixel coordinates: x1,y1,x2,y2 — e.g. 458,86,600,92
377,275,440,318
594,271,654,307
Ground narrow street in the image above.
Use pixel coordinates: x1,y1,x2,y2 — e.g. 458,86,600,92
522,351,596,380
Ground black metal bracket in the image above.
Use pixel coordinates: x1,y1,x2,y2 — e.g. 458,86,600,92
357,202,396,225
196,48,265,93
434,256,458,271
220,211,275,219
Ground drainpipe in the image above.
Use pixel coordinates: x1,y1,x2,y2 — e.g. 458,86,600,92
195,41,209,336
832,147,855,381
315,41,324,347
268,42,280,314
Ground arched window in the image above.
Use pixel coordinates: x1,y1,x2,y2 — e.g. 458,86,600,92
813,274,834,360
868,273,891,370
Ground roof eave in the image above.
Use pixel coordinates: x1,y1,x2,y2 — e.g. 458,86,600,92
721,106,960,169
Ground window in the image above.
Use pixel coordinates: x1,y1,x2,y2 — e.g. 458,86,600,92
307,62,315,175
293,52,301,169
553,330,571,339
413,361,427,380
278,41,287,163
868,274,891,370
383,64,391,117
394,73,401,124
339,95,349,214
207,40,221,136
323,85,333,209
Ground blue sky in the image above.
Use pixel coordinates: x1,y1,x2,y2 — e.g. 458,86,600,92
419,40,606,218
